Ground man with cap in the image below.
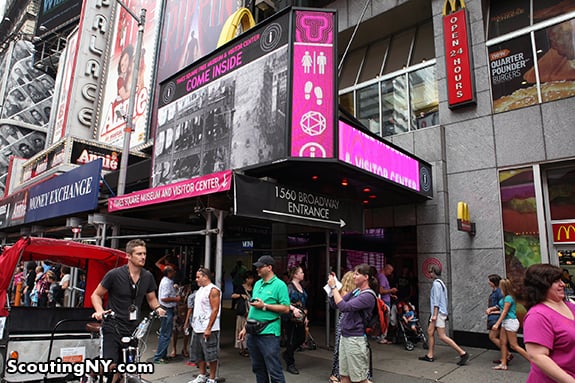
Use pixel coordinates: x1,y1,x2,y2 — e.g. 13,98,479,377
238,255,290,383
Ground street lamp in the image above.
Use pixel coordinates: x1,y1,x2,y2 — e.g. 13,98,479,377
116,1,146,197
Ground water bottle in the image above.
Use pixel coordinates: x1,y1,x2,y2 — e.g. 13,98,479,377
135,317,149,339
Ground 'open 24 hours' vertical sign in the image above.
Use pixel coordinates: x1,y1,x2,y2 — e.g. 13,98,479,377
443,0,476,109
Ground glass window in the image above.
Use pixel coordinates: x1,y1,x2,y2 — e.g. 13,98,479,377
533,0,575,23
339,92,354,116
499,168,542,268
357,84,380,135
409,66,438,130
533,19,575,103
339,47,366,89
547,166,575,220
488,0,530,39
358,39,389,83
380,75,408,136
488,34,537,113
410,22,435,65
383,29,415,74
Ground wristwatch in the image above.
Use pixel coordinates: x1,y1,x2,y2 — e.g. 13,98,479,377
330,285,336,290
263,304,267,311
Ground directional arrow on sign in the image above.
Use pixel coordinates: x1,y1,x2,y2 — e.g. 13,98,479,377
263,209,346,228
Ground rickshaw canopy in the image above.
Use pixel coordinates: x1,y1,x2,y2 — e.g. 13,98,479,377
0,237,128,315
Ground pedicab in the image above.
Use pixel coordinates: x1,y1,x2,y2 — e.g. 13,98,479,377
0,237,128,382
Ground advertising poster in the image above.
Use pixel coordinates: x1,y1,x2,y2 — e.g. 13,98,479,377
155,12,290,187
52,29,77,144
0,40,53,195
488,35,535,113
97,0,162,149
487,0,529,39
157,0,241,82
532,19,575,103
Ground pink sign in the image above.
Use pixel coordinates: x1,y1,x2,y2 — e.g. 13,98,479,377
108,170,232,212
338,121,420,191
290,11,335,158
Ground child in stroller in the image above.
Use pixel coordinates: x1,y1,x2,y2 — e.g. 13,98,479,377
397,301,428,351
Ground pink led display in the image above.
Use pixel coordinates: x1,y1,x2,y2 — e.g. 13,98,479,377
290,11,335,158
338,121,421,192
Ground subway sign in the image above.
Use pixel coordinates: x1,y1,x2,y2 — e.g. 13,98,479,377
553,223,575,244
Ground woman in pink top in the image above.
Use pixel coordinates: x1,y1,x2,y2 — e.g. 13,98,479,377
523,264,575,383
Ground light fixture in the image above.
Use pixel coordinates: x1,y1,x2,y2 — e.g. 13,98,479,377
341,178,348,186
363,187,371,193
311,175,318,181
255,0,275,12
369,194,376,199
362,200,369,204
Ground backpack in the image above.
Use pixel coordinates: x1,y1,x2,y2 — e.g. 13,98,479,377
361,289,389,337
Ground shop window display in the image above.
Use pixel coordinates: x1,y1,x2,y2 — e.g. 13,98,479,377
547,167,575,220
487,0,575,113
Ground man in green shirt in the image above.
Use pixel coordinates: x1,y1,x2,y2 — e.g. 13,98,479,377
238,255,289,383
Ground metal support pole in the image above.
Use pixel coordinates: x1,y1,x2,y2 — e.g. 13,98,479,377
204,211,213,269
215,210,224,288
117,6,146,197
325,230,331,348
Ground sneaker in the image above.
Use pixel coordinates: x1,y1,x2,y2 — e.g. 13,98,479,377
188,374,207,383
154,358,166,364
206,379,217,383
457,352,469,366
185,361,197,367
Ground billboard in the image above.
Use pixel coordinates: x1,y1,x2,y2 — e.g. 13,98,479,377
51,28,77,144
97,0,163,149
155,11,290,187
157,0,241,82
290,10,336,158
0,40,54,195
36,0,83,33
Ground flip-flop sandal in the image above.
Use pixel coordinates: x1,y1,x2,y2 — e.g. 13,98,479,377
492,364,508,370
328,376,340,383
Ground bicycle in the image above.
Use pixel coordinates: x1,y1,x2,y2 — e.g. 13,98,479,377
81,311,158,383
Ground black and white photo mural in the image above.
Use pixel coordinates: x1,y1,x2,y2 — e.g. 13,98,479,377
0,40,54,195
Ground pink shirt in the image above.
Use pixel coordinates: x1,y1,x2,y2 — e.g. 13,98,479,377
524,301,575,383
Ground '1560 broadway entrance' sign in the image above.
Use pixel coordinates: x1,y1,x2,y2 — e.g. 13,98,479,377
443,0,476,109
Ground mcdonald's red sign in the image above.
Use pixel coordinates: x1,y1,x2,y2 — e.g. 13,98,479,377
552,223,575,243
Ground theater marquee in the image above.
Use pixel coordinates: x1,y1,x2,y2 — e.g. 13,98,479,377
442,0,476,109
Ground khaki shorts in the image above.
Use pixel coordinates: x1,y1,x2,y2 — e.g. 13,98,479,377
339,336,369,382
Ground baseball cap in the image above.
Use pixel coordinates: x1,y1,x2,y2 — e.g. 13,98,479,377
253,255,275,267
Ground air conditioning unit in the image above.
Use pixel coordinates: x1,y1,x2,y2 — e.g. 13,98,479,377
255,0,276,12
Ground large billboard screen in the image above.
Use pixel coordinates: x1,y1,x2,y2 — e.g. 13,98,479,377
97,0,163,149
154,11,290,187
157,0,241,82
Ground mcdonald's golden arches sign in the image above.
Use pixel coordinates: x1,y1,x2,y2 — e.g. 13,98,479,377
552,223,575,244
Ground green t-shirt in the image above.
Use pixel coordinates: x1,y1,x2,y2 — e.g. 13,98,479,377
248,274,289,336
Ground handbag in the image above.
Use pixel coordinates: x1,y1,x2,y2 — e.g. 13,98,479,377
245,317,279,335
289,305,306,324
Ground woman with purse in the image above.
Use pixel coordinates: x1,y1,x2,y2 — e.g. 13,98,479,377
231,271,254,357
282,266,308,375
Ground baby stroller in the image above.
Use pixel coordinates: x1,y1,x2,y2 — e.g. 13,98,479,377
395,301,428,351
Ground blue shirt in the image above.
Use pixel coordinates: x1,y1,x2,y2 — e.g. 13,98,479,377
499,295,517,320
430,279,448,315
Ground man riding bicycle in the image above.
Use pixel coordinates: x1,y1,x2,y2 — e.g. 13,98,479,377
91,239,166,382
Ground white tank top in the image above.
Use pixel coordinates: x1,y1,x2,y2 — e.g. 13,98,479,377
192,282,221,333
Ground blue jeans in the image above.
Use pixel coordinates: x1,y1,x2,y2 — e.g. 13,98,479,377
247,334,286,383
154,307,174,361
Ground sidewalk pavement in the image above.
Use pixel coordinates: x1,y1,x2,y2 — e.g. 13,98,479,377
143,310,529,383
